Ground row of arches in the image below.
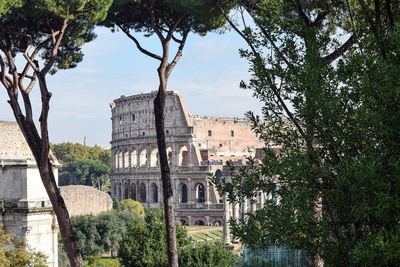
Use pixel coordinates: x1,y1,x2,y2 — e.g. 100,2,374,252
179,218,222,226
114,181,207,204
113,145,189,170
114,182,159,204
177,182,206,204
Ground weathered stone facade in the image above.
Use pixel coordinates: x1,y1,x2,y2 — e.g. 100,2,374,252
0,121,58,267
60,185,113,217
110,91,263,226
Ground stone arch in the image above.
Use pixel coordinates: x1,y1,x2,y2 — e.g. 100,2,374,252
118,182,122,199
150,183,158,203
130,183,137,200
214,220,222,226
139,148,147,167
194,219,205,226
215,169,223,183
196,183,206,203
139,183,146,203
124,149,129,169
179,183,188,203
178,145,188,166
150,148,158,167
124,182,128,199
166,146,173,166
130,148,137,167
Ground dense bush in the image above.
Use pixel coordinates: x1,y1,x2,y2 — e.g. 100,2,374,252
118,209,188,267
179,241,238,267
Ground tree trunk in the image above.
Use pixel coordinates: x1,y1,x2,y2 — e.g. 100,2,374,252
8,91,83,267
154,66,179,267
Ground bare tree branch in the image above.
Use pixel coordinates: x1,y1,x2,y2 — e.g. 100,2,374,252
5,50,18,94
292,0,311,25
0,54,11,89
166,30,188,77
41,19,69,75
323,35,355,63
117,25,162,61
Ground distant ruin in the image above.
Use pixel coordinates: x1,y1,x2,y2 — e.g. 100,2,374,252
110,91,265,226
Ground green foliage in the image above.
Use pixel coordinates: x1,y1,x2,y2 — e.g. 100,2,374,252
0,0,112,72
71,206,142,258
59,159,109,190
105,0,233,36
118,209,188,267
214,1,400,266
52,143,111,191
119,199,145,217
84,256,121,267
0,225,47,267
52,142,111,166
178,241,238,267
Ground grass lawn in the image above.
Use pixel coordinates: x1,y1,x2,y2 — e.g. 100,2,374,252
187,226,223,242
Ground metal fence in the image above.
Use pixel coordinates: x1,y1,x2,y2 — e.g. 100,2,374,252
240,245,311,267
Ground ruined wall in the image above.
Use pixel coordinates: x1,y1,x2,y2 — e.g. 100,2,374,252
190,116,263,159
60,185,113,217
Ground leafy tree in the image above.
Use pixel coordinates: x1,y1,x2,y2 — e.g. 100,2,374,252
119,199,145,217
71,205,142,259
214,0,400,266
72,215,103,257
59,159,110,191
118,209,188,267
52,142,111,166
178,241,238,267
0,225,47,267
104,1,233,265
0,1,112,266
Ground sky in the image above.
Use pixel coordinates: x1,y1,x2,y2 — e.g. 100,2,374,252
0,27,263,147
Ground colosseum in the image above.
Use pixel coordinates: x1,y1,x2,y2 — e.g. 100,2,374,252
110,91,264,226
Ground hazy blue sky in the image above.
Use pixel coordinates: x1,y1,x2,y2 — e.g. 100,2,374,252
0,27,263,147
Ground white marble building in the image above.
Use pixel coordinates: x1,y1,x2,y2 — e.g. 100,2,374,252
0,121,58,267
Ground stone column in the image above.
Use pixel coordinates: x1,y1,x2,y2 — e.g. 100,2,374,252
223,194,231,245
136,145,140,167
188,141,193,165
241,197,248,220
259,193,265,209
251,198,257,213
146,144,151,168
233,203,240,219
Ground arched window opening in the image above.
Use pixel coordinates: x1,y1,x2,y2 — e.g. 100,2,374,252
180,219,187,226
195,219,205,226
117,183,121,199
180,184,188,203
197,183,205,203
151,183,158,203
130,150,137,167
139,149,147,167
124,150,129,169
179,146,188,166
166,147,173,166
139,183,146,203
215,169,223,184
124,183,128,199
214,220,222,226
130,183,137,200
150,149,158,167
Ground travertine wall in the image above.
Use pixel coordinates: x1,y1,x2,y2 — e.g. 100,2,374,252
60,185,113,217
109,91,263,226
191,115,263,160
0,121,58,267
